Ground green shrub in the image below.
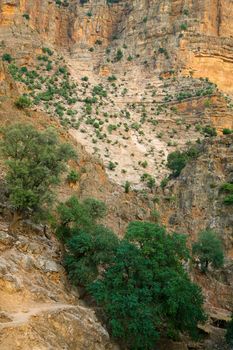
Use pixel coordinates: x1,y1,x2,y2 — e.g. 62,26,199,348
15,95,31,109
160,177,169,189
202,125,217,137
67,170,80,184
115,49,123,62
108,161,116,170
42,47,53,56
220,183,233,205
222,128,233,135
167,146,200,177
220,183,233,193
180,23,188,30
146,176,155,191
22,13,30,20
2,53,12,63
223,195,233,205
107,75,117,82
192,230,224,272
124,180,130,193
167,151,188,177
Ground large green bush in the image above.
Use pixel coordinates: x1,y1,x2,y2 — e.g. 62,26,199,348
90,222,206,349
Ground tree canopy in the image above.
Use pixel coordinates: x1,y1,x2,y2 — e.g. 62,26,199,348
192,230,224,272
56,196,119,287
1,123,76,223
89,222,206,349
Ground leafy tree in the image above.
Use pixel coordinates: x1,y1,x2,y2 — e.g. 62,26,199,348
167,150,188,177
192,230,224,272
56,196,107,242
56,196,118,287
1,124,76,228
226,314,233,346
90,222,206,349
167,146,200,177
64,225,119,287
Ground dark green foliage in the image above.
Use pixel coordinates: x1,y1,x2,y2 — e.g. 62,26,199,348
226,314,233,346
56,196,107,241
160,176,169,189
107,75,117,82
223,195,233,205
192,230,224,272
1,124,76,220
108,161,116,170
220,183,233,193
146,175,155,191
115,49,123,62
95,40,102,45
2,53,12,63
67,170,80,184
124,180,130,193
167,151,188,177
220,183,233,205
167,146,200,177
180,23,188,30
202,125,217,137
56,196,118,287
64,225,119,286
22,13,30,20
92,84,107,97
107,0,121,3
14,95,31,109
222,128,233,135
42,47,53,56
90,222,206,349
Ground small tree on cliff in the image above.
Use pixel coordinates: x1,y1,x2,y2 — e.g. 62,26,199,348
192,230,224,272
1,123,76,229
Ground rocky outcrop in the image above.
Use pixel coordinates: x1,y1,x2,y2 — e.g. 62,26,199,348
0,220,116,350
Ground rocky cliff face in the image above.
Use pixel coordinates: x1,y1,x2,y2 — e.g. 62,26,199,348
0,0,232,187
0,1,232,349
0,219,117,350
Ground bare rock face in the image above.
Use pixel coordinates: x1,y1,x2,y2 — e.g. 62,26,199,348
0,221,116,350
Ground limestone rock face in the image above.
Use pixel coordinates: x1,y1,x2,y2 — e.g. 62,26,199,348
0,221,116,350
